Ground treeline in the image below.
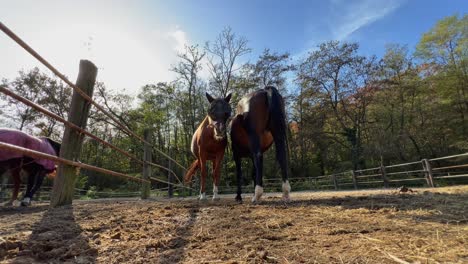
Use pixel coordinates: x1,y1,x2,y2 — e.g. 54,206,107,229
1,15,466,192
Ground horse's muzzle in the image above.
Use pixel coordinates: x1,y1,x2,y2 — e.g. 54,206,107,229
212,122,227,138
214,130,227,141
214,129,227,140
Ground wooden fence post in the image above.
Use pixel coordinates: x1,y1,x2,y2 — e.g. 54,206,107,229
422,159,435,187
141,129,152,199
331,174,338,190
380,163,389,188
351,170,358,190
50,60,97,207
168,146,173,198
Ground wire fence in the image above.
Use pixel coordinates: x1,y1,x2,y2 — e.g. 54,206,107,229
1,21,467,204
0,21,193,203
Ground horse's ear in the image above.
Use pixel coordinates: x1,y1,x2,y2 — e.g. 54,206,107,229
224,93,232,103
206,92,215,103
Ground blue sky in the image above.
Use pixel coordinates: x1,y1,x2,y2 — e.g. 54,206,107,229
1,0,466,95
150,0,466,58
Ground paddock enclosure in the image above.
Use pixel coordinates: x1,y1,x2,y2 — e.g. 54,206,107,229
1,186,467,263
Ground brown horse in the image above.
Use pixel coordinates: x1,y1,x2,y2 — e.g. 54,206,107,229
230,86,290,203
0,128,61,206
184,93,232,200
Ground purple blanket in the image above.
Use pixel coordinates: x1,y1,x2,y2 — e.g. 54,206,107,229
0,128,57,172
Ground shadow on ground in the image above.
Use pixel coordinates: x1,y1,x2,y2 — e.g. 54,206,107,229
10,205,97,263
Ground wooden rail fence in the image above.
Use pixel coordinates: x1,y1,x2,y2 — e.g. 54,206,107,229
0,22,192,206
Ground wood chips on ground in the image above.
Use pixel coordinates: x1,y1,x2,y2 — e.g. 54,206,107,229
0,186,467,263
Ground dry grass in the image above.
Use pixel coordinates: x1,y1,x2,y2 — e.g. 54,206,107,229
1,186,467,263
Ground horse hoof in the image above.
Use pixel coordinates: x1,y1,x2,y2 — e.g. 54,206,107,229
282,180,291,201
235,196,243,203
251,197,260,204
251,198,261,205
252,185,263,203
21,197,31,206
199,193,207,201
212,196,220,201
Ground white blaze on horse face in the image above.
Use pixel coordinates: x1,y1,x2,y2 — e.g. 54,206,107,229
282,180,291,201
208,116,225,141
252,185,263,203
212,185,220,200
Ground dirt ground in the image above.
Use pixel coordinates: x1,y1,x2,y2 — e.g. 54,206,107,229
0,186,467,264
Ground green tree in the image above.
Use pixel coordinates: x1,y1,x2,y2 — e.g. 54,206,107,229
416,14,468,135
297,41,379,170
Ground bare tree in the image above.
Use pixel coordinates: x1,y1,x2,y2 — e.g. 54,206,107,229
171,44,205,134
205,26,251,97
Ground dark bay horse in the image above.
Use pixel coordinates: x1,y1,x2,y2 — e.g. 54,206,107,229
230,86,290,203
184,93,232,200
0,128,61,206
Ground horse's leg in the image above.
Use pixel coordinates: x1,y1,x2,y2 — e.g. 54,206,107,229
253,154,263,202
199,154,208,201
10,167,21,205
248,130,263,203
22,169,45,206
250,156,256,186
0,167,7,204
212,152,224,201
22,168,35,204
233,149,243,203
272,131,291,201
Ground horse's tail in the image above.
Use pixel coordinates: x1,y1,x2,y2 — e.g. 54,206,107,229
265,86,290,183
184,159,199,184
265,86,287,138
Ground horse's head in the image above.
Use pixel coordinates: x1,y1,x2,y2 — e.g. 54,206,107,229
43,138,62,156
206,92,232,139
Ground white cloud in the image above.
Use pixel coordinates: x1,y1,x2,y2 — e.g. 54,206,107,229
330,0,404,41
167,27,189,53
292,0,403,61
0,1,190,96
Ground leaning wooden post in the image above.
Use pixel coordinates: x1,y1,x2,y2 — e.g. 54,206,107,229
141,129,152,199
351,170,358,190
422,159,435,188
50,60,97,207
380,162,389,188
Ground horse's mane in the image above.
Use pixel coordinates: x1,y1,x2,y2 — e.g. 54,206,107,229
196,116,210,132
